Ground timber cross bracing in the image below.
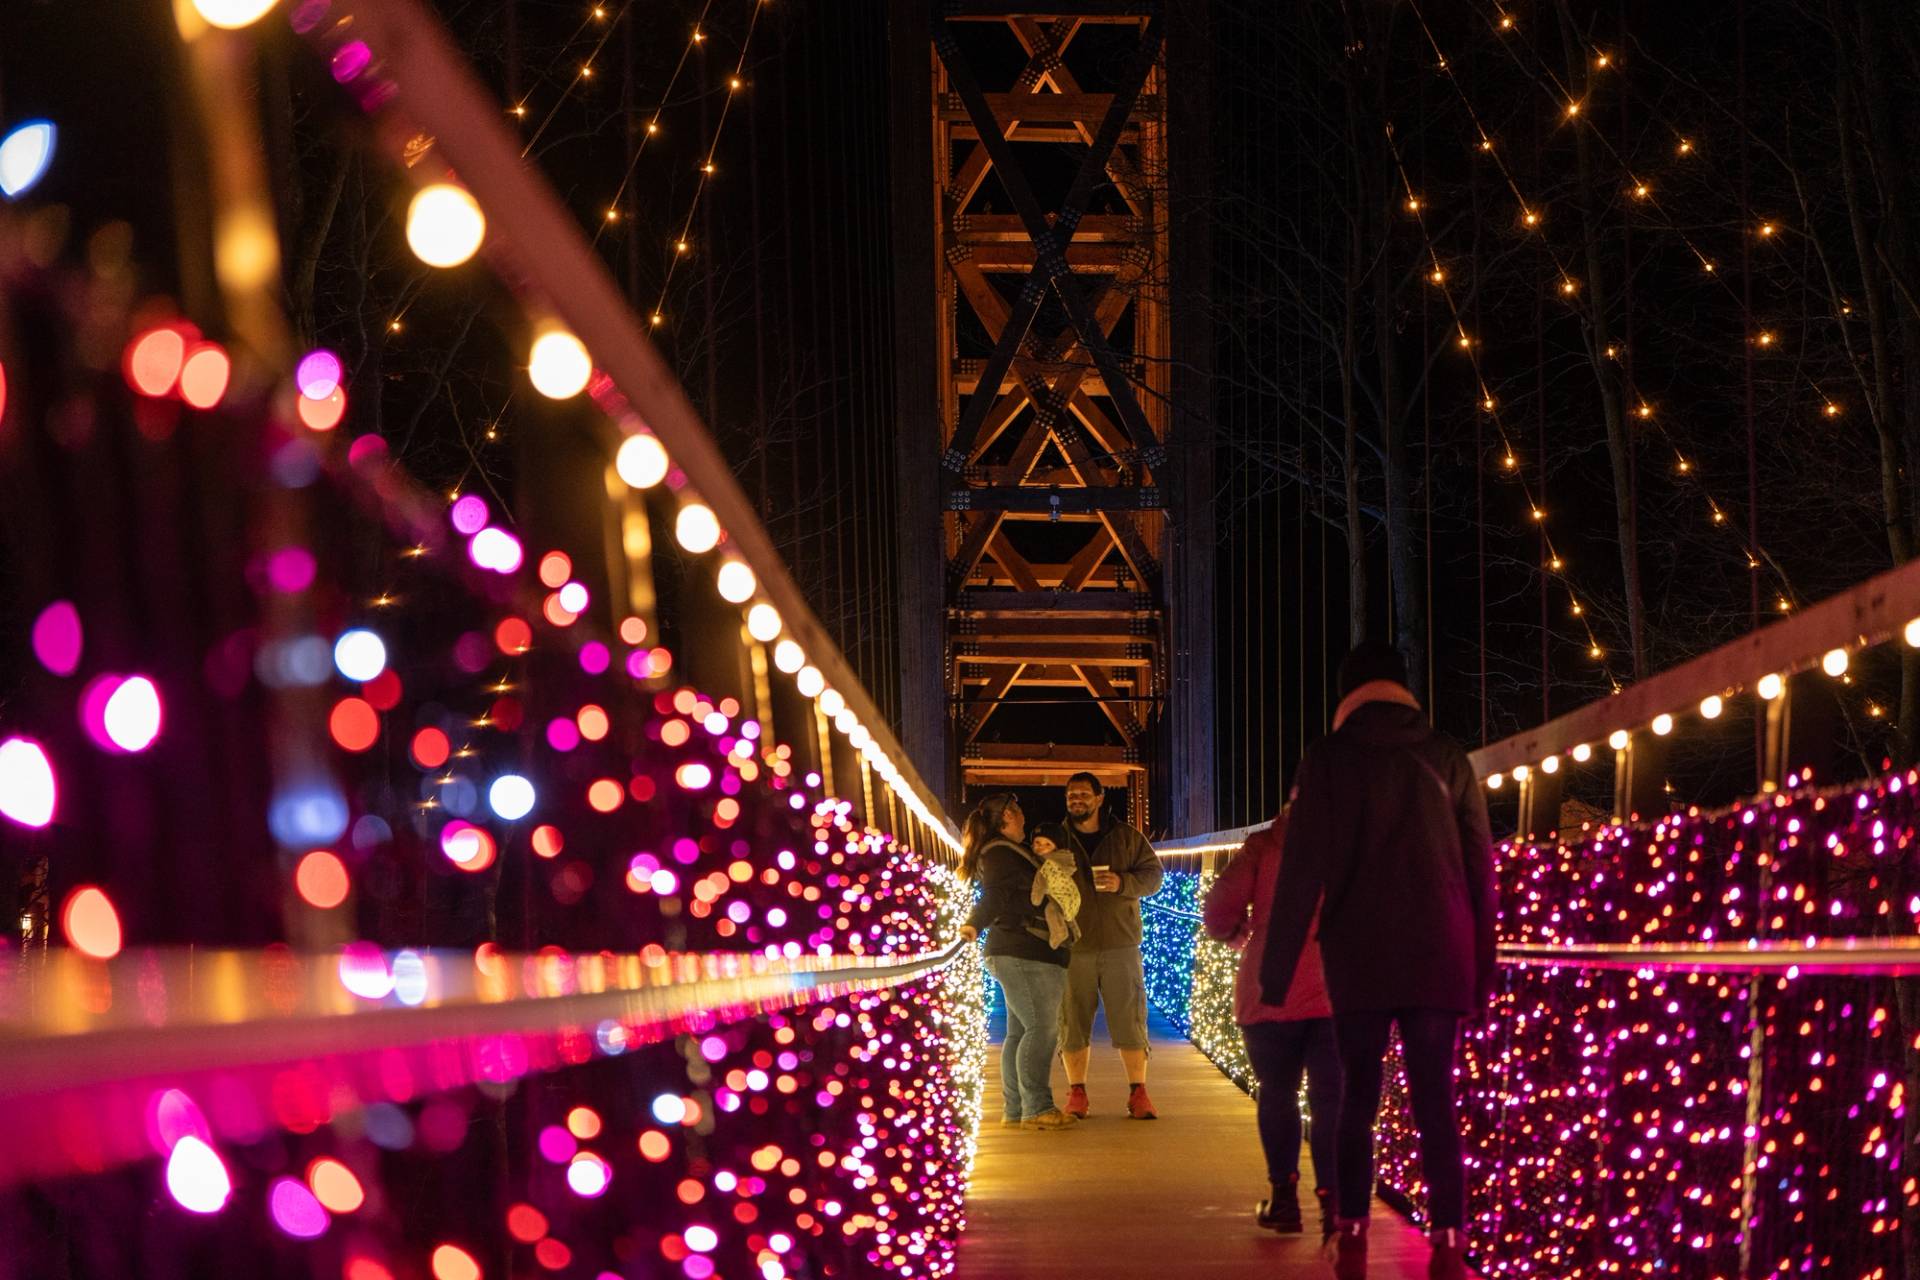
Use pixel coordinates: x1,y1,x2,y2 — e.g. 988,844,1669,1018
923,6,1173,818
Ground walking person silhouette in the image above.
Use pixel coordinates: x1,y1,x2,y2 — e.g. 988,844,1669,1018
1259,642,1496,1280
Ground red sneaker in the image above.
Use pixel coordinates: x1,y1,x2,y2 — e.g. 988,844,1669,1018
1126,1084,1157,1120
1064,1084,1090,1119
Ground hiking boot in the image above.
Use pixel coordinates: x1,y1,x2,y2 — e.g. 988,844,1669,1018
1314,1186,1337,1243
1428,1228,1466,1280
1332,1219,1368,1280
1021,1108,1077,1131
1126,1083,1158,1120
1064,1083,1091,1118
1256,1174,1303,1232
998,1112,1022,1128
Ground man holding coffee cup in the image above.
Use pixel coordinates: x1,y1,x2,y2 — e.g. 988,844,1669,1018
1056,772,1165,1120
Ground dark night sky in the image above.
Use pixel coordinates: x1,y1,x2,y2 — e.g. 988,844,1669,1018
5,0,1915,833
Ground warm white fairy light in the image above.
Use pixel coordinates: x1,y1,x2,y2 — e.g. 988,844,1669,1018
406,184,487,268
715,560,756,604
529,329,592,399
674,503,721,554
746,603,781,643
615,433,669,489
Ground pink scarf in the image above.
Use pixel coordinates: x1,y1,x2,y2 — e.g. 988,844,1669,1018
1331,679,1423,731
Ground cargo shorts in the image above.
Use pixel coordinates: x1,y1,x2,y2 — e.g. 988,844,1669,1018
1058,946,1150,1052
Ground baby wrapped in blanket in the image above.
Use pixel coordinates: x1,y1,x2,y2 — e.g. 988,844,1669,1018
1024,821,1082,949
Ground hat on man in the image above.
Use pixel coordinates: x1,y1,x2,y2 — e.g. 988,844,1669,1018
1336,641,1410,699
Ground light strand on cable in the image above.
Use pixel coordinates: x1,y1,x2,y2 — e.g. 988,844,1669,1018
649,0,764,330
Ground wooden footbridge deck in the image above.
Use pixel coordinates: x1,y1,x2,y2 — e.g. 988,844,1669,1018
957,1012,1454,1279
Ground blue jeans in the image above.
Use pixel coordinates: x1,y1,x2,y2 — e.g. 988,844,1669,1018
988,954,1069,1119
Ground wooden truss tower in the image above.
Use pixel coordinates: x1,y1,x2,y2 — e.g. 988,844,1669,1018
892,2,1212,828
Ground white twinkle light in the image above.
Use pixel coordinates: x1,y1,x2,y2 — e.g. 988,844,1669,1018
675,503,721,553
405,184,486,268
0,121,57,200
716,561,756,603
615,433,670,489
746,603,782,643
529,329,592,399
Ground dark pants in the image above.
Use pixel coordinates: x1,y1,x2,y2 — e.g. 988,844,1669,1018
1334,1008,1465,1230
1241,1018,1341,1189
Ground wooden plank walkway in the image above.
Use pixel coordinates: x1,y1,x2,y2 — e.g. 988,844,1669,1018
957,1010,1449,1279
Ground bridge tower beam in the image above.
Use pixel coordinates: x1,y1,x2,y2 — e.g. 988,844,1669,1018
891,0,1212,829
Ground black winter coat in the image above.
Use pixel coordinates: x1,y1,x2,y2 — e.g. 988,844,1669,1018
965,838,1071,967
1258,700,1497,1015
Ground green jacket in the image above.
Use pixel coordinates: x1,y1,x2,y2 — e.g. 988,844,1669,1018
1061,816,1163,951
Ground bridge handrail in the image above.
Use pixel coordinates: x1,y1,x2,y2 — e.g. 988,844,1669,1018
1138,860,1920,976
1467,553,1920,778
1139,898,1203,922
297,0,958,853
0,940,973,1186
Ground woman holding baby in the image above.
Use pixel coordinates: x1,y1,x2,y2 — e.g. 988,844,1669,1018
958,793,1081,1131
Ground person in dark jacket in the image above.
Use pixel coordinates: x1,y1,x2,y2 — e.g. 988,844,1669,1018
1259,642,1495,1280
959,793,1077,1131
1204,811,1339,1240
1057,772,1165,1120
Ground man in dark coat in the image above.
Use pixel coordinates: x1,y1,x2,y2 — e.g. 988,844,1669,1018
1259,641,1495,1280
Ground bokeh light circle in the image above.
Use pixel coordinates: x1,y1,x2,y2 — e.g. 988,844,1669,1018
528,329,592,399
488,775,535,821
406,184,487,268
295,349,342,399
615,432,670,489
295,850,350,908
165,1136,231,1214
61,886,122,959
333,629,388,682
675,503,721,554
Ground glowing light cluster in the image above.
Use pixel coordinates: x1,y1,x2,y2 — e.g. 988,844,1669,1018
1382,773,1917,1275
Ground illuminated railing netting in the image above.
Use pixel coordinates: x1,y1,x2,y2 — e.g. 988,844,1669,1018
1148,779,1920,1277
0,12,988,1280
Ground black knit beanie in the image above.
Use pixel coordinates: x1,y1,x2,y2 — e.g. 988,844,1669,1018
1029,821,1071,850
1336,641,1410,699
